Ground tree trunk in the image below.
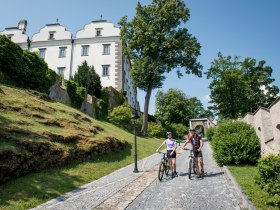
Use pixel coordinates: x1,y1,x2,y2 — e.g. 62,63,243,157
141,85,153,136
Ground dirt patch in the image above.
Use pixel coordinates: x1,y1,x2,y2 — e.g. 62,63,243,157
32,113,45,119
73,113,92,123
40,119,63,127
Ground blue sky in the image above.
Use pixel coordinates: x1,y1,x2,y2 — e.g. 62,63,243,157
1,0,279,114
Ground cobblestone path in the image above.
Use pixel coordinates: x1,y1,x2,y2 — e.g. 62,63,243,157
33,140,243,210
126,141,242,210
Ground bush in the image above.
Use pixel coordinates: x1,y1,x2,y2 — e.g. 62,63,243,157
148,122,165,138
65,80,86,109
108,103,133,129
206,126,216,141
211,120,260,166
256,153,280,206
0,35,56,92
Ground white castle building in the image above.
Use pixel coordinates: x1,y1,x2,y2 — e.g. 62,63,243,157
1,19,138,108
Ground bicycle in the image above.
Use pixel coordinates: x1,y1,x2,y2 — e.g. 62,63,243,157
187,149,197,179
157,151,170,181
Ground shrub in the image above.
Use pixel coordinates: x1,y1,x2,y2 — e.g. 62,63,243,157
0,35,56,92
65,80,86,109
206,126,216,141
108,103,133,129
211,120,260,166
148,122,165,138
256,153,280,206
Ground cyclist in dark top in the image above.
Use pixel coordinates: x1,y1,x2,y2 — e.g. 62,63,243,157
182,128,204,178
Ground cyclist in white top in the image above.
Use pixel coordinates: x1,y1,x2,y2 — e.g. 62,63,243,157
156,132,178,177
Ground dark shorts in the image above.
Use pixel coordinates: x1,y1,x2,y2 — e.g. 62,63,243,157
167,150,176,158
193,149,203,158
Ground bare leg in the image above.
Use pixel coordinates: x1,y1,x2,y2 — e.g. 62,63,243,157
195,157,200,175
168,158,172,172
172,158,176,172
199,157,204,175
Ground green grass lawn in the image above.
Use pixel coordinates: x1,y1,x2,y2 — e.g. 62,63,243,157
0,84,162,209
228,165,278,210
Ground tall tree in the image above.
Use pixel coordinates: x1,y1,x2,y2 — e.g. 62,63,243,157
119,0,202,135
206,53,279,119
74,61,102,98
155,89,212,126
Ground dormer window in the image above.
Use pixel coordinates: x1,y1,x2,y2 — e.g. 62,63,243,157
96,28,102,36
49,31,55,40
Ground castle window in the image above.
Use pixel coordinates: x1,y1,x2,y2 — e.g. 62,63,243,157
82,45,89,56
103,44,110,55
57,67,65,77
39,48,46,59
59,47,66,58
49,31,55,40
96,28,102,36
7,34,13,40
102,65,110,76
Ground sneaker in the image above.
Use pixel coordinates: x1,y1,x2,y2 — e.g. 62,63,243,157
197,173,201,178
173,171,178,177
201,170,205,176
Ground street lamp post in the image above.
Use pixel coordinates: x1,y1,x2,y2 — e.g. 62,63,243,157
176,125,180,146
132,109,139,173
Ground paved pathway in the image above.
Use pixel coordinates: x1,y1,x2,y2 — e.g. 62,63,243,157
126,141,242,210
32,140,243,210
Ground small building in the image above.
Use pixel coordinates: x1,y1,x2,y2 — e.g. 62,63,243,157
1,19,138,108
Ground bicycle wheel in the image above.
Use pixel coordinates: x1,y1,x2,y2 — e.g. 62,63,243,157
158,162,164,181
164,160,169,176
188,158,192,179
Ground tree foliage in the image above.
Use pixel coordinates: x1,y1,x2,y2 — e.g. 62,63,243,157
74,61,102,98
108,103,133,129
206,52,279,119
0,35,56,92
119,0,202,134
155,89,212,126
65,80,86,109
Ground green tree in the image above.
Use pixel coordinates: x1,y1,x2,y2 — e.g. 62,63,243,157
206,53,279,119
119,0,202,135
155,89,211,126
74,61,102,98
0,35,56,92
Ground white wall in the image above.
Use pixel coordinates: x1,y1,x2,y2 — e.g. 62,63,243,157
32,24,72,41
72,41,117,87
0,20,138,108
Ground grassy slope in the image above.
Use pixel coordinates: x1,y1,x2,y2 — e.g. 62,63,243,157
0,84,161,210
228,165,278,210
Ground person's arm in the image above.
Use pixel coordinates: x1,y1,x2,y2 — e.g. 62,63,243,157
182,135,188,148
156,140,166,152
182,135,191,148
198,138,203,151
170,140,177,155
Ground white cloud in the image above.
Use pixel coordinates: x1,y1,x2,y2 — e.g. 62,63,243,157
202,94,211,102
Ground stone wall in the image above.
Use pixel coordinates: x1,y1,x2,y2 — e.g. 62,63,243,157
48,82,125,119
242,97,280,156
